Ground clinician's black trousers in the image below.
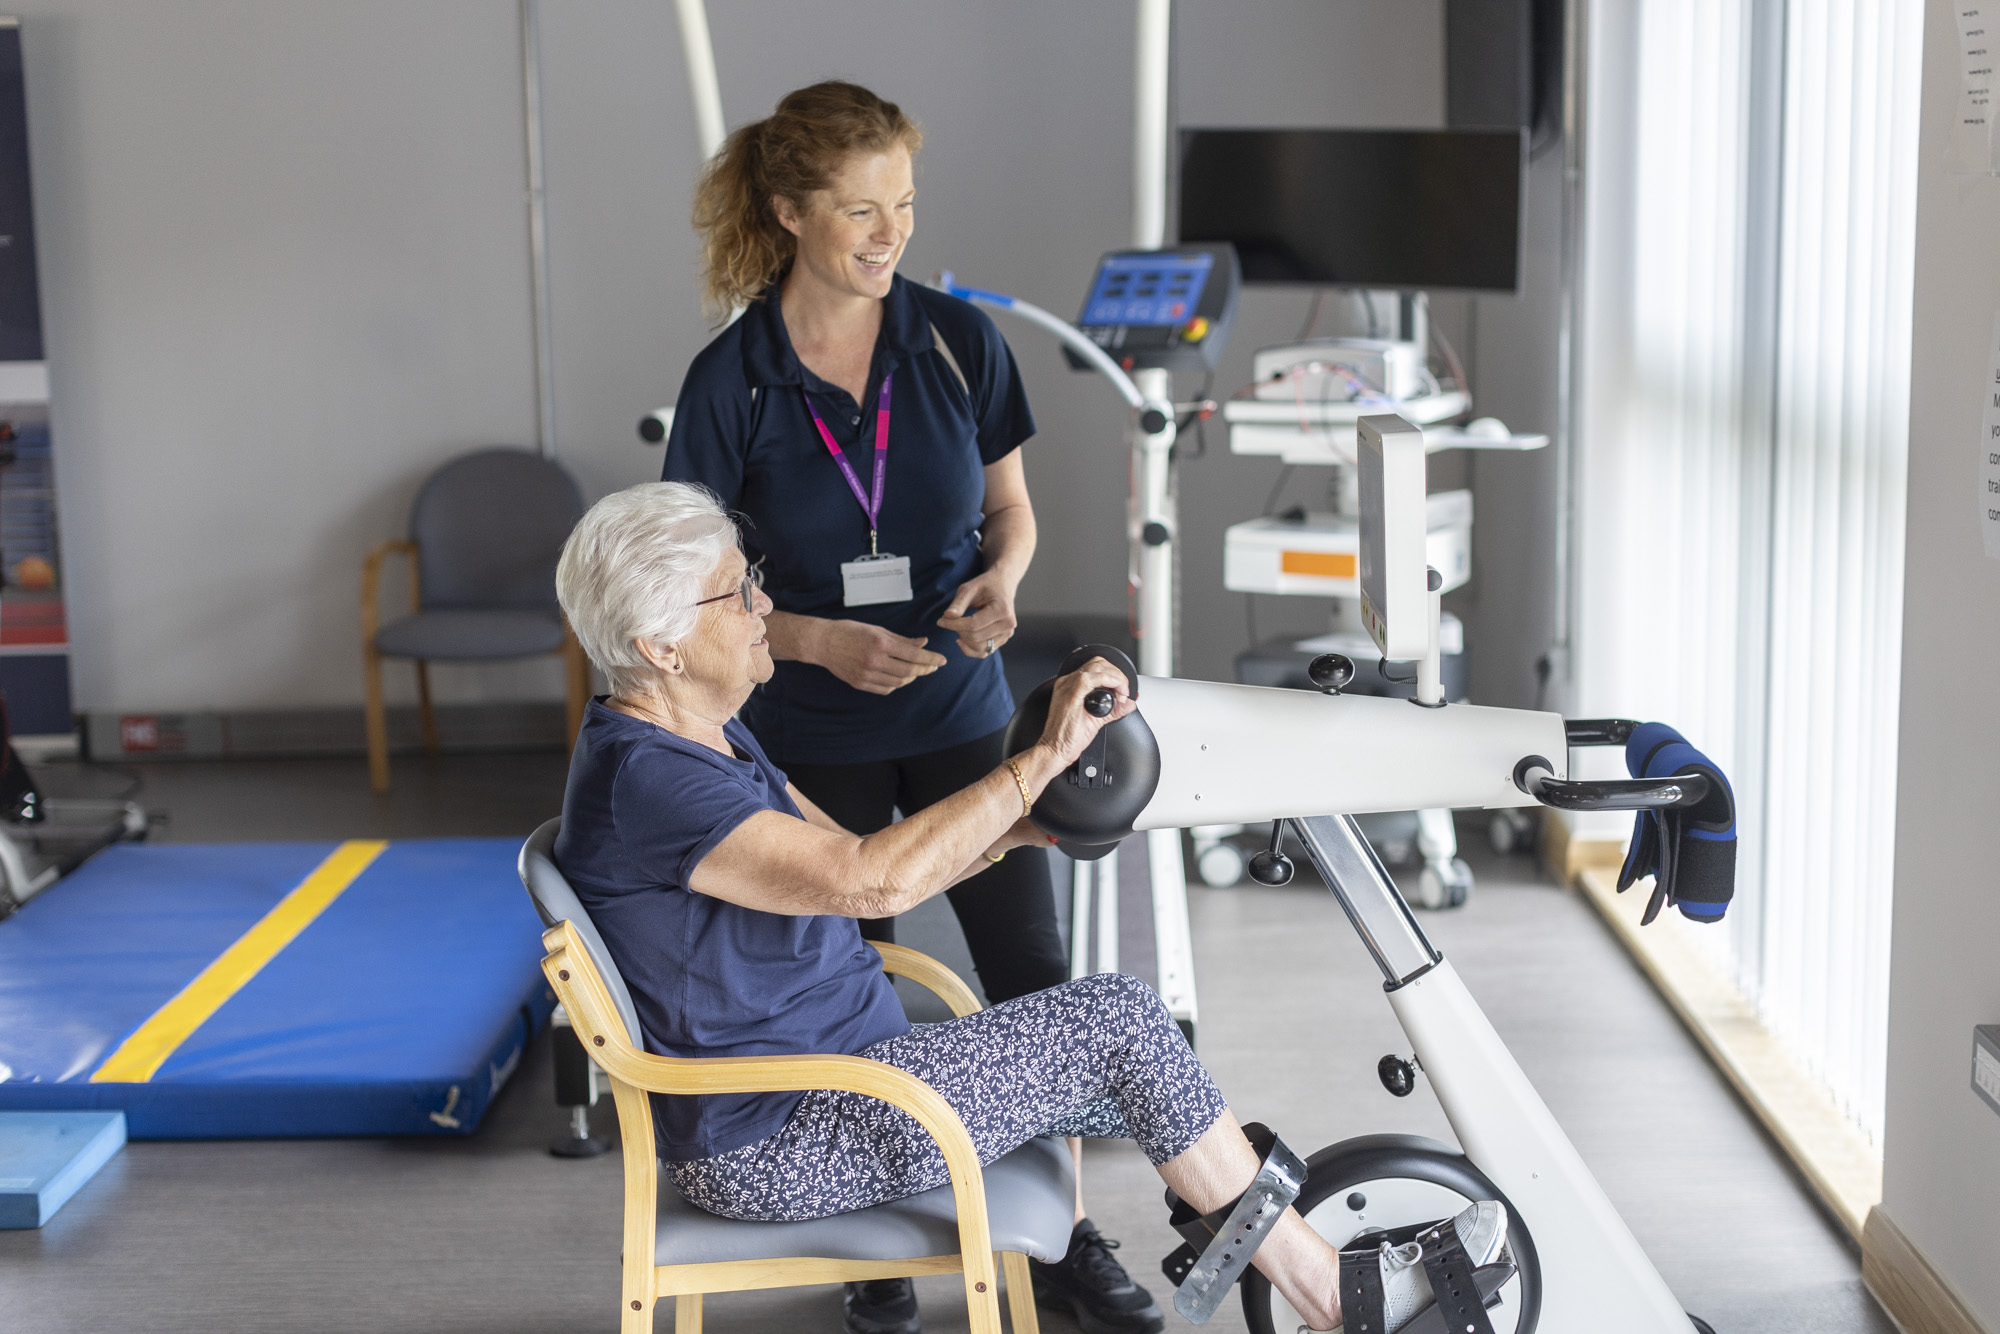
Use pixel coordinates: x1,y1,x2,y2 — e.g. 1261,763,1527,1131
783,726,1069,1005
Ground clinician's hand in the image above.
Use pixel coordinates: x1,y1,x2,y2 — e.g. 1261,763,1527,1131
937,566,1019,658
815,619,948,695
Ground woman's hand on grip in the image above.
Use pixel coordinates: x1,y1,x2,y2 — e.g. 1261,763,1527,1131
1034,657,1135,769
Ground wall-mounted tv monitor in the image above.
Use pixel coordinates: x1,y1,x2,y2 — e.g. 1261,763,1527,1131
1176,128,1525,294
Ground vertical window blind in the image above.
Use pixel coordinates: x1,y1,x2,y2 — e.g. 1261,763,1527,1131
1576,0,1921,1144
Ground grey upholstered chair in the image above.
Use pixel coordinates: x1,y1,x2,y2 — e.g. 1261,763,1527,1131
517,818,1075,1334
361,449,588,791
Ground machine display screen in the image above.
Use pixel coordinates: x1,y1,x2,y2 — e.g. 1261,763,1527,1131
1082,252,1213,328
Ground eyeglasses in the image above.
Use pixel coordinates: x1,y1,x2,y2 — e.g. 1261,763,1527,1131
691,567,763,614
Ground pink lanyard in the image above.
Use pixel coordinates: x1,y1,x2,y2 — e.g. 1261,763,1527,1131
802,374,892,555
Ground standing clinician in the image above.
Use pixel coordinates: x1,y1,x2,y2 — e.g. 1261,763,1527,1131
663,82,1164,1334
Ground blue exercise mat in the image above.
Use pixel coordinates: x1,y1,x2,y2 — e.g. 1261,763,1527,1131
0,839,554,1138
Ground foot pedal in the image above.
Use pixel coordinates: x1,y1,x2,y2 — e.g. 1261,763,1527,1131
1338,1216,1513,1334
1160,1123,1306,1325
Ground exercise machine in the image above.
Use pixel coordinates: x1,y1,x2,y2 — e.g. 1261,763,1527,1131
1003,415,1734,1333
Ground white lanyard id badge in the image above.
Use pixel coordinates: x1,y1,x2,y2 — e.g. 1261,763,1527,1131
840,552,914,606
805,375,915,608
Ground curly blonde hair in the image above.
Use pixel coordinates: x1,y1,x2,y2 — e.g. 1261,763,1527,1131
692,81,922,318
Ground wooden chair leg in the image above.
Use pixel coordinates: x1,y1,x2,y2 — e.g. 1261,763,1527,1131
674,1293,702,1333
964,1251,1005,1334
1002,1252,1040,1334
562,629,590,749
415,661,440,757
363,647,391,792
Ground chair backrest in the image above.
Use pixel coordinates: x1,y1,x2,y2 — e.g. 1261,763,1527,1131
518,818,645,1047
411,448,585,611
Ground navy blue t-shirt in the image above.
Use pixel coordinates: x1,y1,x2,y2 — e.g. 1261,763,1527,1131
663,274,1035,765
554,700,910,1160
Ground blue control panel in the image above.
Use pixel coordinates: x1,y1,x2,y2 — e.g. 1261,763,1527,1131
1083,252,1213,328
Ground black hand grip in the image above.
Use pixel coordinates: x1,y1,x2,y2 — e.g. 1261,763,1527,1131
1513,755,1711,811
1084,688,1116,717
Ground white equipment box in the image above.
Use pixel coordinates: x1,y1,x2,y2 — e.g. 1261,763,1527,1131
1359,414,1433,661
1249,337,1432,402
1224,490,1471,600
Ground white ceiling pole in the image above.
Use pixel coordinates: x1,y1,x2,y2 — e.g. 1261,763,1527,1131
520,0,556,458
1132,0,1171,249
674,0,727,161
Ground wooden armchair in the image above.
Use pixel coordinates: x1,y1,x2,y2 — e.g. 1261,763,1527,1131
519,820,1074,1334
361,449,590,792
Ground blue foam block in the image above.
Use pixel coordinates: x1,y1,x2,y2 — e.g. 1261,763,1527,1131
0,1110,125,1227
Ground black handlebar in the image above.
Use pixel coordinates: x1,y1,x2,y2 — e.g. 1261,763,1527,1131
1565,718,1639,747
1512,754,1710,812
1084,688,1116,718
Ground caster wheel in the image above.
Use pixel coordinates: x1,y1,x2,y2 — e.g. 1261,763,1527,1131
549,1132,613,1158
1196,840,1245,888
1416,858,1473,910
1488,808,1535,856
1240,1134,1541,1334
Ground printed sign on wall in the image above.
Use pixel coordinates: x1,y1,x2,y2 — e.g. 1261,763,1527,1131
0,22,70,736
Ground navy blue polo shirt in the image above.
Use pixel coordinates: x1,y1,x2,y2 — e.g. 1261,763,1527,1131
555,700,910,1161
663,274,1035,765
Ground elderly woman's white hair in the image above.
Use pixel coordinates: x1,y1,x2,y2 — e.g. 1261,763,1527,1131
557,481,742,697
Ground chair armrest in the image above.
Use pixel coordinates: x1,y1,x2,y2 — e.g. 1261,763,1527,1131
540,920,997,1266
361,540,419,643
875,941,983,1018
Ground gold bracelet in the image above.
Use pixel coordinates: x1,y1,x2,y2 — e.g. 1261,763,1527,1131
1004,757,1033,819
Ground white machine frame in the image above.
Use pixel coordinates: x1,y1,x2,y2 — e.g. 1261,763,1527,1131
1057,414,1707,1332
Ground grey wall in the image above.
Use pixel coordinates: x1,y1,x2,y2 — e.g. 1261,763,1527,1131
1879,1,2000,1325
15,0,1555,713
23,1,550,711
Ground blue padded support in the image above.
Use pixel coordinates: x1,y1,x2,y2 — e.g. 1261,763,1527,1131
1616,723,1737,924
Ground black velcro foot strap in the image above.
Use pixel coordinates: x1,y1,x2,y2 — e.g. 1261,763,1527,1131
1409,1217,1496,1334
1160,1123,1304,1324
1339,1242,1390,1334
1336,1219,1515,1334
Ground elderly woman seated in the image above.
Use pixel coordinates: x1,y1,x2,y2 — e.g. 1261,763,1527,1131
552,482,1503,1334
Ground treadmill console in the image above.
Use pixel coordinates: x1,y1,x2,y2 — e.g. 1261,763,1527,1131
1066,243,1239,374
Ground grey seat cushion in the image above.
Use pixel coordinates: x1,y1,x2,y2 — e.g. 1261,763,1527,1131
656,1135,1076,1266
374,609,566,661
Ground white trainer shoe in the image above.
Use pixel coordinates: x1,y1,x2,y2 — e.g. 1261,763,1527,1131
1301,1199,1510,1334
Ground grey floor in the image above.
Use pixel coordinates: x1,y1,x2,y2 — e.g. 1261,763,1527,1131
0,752,1892,1333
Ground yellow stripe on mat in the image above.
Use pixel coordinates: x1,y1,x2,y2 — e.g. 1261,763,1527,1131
91,840,388,1083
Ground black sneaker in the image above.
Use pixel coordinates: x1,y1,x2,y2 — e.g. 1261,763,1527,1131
1030,1218,1166,1334
843,1277,920,1334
